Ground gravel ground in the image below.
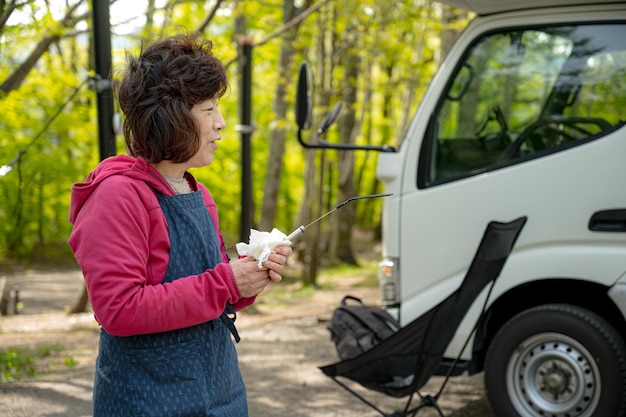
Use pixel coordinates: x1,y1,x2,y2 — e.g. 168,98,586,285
0,269,494,417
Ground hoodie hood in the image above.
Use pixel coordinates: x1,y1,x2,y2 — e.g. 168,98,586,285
69,155,176,224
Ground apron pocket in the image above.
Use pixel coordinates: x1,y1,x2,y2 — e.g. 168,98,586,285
124,338,210,417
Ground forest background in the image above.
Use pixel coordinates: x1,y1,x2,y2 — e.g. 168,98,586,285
0,0,471,291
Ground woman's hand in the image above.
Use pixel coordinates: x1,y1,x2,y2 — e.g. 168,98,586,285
230,245,292,298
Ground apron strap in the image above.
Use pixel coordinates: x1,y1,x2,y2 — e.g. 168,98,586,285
220,305,241,343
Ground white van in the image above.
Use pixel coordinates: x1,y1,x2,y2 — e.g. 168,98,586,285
296,1,626,415
378,1,626,416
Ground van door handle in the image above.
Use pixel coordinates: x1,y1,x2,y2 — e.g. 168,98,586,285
589,209,626,232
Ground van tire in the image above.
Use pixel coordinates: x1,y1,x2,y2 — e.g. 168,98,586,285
484,303,626,417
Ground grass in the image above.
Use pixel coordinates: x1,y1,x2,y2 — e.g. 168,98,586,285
318,259,379,288
0,342,80,383
0,348,36,382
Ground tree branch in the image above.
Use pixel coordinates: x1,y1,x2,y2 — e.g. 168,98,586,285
0,0,31,33
0,0,85,95
193,0,225,36
223,0,324,69
254,0,325,48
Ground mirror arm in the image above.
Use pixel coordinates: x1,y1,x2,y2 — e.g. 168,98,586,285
297,129,396,152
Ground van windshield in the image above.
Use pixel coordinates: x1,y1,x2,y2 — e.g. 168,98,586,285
425,23,626,185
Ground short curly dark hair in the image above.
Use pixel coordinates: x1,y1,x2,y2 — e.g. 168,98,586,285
117,33,229,164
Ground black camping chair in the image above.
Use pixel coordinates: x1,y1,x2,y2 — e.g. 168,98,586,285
320,216,527,417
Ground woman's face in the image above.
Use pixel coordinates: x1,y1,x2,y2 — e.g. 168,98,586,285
187,97,226,168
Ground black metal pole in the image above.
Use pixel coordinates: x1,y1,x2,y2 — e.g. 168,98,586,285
92,0,115,160
238,37,254,243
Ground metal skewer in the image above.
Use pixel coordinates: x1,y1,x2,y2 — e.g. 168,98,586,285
286,193,393,242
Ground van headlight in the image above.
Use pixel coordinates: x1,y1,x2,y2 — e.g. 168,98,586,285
378,258,400,306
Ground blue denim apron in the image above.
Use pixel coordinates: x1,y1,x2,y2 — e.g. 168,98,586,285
92,191,247,417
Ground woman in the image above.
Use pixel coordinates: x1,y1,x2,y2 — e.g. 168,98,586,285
68,33,291,416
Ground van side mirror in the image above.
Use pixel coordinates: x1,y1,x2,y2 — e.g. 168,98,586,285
296,61,313,130
294,61,395,153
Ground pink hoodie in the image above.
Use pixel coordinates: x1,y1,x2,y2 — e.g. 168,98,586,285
68,155,254,336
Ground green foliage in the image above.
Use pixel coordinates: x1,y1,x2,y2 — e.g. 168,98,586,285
0,343,76,382
1,16,98,262
62,355,77,367
0,348,35,382
0,0,472,264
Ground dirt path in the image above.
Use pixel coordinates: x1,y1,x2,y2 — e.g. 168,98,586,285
0,269,493,417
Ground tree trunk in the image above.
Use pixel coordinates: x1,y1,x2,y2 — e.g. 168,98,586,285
298,3,333,285
69,284,89,314
299,149,323,286
0,277,9,316
332,35,359,266
258,0,300,231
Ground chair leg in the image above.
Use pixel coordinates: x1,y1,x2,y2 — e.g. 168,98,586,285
330,376,448,417
422,396,445,417
402,394,446,417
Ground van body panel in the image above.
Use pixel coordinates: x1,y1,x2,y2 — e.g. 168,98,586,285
397,126,626,325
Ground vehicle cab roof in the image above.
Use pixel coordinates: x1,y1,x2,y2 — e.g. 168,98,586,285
439,0,626,15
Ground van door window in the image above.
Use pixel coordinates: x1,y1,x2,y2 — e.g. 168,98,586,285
422,24,626,186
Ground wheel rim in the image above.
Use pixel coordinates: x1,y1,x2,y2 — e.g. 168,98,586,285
506,332,601,417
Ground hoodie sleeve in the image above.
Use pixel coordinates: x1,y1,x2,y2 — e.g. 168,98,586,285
69,175,248,336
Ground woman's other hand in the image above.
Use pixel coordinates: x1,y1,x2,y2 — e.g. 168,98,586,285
230,245,292,298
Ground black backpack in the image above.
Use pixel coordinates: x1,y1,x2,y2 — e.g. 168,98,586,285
327,295,401,360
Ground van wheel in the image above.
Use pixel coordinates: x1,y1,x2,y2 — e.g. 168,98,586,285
484,303,626,417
